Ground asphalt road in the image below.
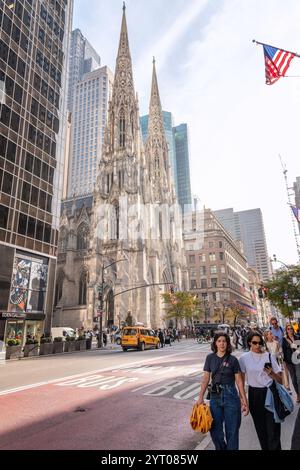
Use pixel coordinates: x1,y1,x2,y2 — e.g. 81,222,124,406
0,340,298,450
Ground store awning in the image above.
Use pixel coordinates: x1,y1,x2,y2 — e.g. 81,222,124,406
236,301,257,313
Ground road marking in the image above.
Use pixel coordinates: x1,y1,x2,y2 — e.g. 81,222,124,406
194,434,212,450
0,345,209,396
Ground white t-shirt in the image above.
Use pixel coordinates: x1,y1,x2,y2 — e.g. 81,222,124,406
239,351,281,388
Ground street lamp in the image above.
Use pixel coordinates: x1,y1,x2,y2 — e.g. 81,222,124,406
272,254,289,270
97,257,127,348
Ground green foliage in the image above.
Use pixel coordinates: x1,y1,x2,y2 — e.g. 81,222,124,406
66,335,75,341
25,338,39,345
53,337,63,342
7,339,21,347
161,291,202,323
265,265,300,318
41,337,52,344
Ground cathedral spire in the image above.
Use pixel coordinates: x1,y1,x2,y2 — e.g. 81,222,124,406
148,58,165,139
112,3,135,102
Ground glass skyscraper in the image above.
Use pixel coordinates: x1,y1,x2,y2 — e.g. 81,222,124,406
67,66,113,197
0,0,73,345
67,28,101,112
173,123,192,210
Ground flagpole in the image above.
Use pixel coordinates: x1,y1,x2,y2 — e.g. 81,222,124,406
252,39,300,58
279,155,300,262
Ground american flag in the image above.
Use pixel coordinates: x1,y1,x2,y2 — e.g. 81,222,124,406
291,205,300,223
263,44,295,85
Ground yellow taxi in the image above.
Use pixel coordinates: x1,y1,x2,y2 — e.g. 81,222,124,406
121,326,160,352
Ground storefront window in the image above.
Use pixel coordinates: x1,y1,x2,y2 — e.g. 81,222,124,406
8,253,48,313
5,321,24,342
24,321,43,341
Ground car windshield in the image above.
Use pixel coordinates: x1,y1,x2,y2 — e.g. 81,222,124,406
123,329,137,335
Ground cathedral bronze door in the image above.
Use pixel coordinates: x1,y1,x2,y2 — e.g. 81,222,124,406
106,289,114,327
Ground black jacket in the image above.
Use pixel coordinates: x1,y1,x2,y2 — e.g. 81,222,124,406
282,335,300,364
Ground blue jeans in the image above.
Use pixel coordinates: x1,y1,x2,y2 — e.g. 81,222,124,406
209,384,241,450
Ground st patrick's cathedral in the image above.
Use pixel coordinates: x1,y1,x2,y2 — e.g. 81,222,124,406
54,5,188,330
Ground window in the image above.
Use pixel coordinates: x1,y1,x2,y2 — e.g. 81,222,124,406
209,253,216,262
77,223,89,250
189,255,195,264
7,140,16,163
210,266,217,274
219,252,224,261
27,217,35,238
119,111,125,148
25,153,34,172
79,270,88,305
209,242,214,248
18,213,27,235
190,280,197,289
221,266,226,274
219,241,223,248
211,278,218,288
199,254,206,262
22,182,31,203
201,279,207,289
0,204,9,229
2,172,13,194
200,266,206,276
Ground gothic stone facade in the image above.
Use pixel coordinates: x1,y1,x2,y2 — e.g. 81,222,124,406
54,7,188,330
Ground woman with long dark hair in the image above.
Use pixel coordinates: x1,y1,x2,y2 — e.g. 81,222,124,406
197,332,248,450
239,331,282,450
282,324,300,402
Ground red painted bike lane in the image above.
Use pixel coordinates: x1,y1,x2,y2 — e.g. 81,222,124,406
0,348,206,450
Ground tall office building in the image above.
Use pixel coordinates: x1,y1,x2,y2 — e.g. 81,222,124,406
140,111,178,195
214,208,272,282
67,66,113,197
293,177,300,234
173,123,192,210
0,0,73,345
140,114,192,209
67,28,101,112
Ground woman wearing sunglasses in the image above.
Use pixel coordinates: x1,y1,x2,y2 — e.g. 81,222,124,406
239,331,283,450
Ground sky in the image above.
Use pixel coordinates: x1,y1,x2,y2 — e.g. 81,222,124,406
73,0,300,266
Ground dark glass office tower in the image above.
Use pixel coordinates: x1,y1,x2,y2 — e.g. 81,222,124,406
0,0,73,346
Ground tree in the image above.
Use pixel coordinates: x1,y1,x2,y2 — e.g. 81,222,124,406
212,301,243,326
264,265,300,318
161,291,203,326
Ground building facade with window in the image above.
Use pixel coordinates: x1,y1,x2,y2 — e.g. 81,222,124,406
214,207,272,282
66,66,113,197
0,0,73,345
184,209,253,324
53,7,188,330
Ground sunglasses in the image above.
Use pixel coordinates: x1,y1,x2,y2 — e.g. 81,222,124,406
251,341,263,346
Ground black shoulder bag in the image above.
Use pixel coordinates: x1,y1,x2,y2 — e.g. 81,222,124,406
206,355,229,399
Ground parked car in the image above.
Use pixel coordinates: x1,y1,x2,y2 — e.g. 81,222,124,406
111,329,122,345
51,327,75,341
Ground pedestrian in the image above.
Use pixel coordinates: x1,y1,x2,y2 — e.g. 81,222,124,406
103,331,107,347
269,317,284,346
282,324,300,403
158,329,164,348
197,332,248,450
239,331,283,450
